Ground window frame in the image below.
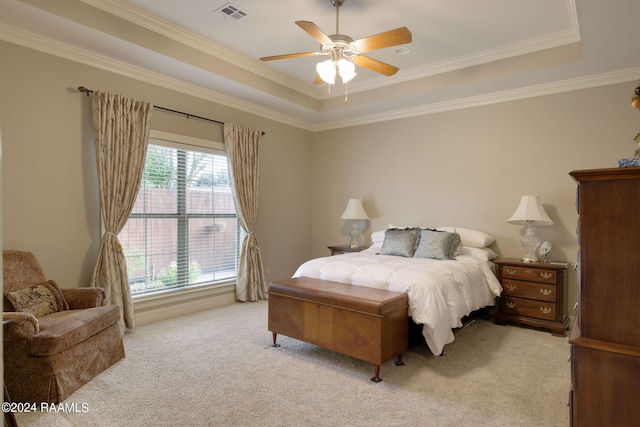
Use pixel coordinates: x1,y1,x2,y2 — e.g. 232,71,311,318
125,130,239,300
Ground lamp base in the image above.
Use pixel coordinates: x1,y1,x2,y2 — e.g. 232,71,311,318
348,222,361,249
520,222,541,263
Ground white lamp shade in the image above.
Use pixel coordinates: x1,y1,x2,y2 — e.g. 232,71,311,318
507,195,554,226
316,60,336,85
337,59,357,83
316,59,357,84
340,199,369,220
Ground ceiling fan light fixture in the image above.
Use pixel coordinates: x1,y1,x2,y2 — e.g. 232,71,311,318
316,59,336,84
260,0,412,85
337,58,356,83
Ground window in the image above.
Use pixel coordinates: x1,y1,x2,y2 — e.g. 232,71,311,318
119,131,240,296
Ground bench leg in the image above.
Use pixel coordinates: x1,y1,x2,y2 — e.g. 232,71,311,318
371,353,405,382
371,364,382,383
271,332,281,348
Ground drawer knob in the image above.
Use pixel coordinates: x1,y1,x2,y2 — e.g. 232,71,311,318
506,301,516,309
506,284,517,291
540,307,552,314
540,289,552,296
506,268,517,275
540,272,553,280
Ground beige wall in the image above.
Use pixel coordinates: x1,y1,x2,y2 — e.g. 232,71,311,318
3,41,639,318
311,82,640,314
0,41,313,291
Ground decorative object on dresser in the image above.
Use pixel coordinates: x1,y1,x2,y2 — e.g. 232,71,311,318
328,245,365,256
494,258,569,336
340,198,369,248
569,168,640,426
507,195,554,263
538,240,552,263
618,81,640,167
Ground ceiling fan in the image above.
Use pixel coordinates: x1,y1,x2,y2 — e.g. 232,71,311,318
259,0,412,85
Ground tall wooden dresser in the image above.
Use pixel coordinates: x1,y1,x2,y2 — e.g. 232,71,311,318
569,168,640,426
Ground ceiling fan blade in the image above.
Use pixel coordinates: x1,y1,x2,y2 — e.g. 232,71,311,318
295,21,333,45
313,74,324,85
353,27,412,53
352,55,399,76
260,52,319,61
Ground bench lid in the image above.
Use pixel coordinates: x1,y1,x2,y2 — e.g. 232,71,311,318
268,278,407,315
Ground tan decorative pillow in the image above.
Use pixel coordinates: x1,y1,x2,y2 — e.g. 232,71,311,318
5,281,68,317
42,279,69,311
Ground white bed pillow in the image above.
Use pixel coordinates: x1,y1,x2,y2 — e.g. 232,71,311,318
371,229,387,244
436,226,495,248
367,241,383,251
456,245,498,261
371,232,495,260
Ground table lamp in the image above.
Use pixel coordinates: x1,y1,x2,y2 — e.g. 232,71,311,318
507,195,554,263
340,199,369,248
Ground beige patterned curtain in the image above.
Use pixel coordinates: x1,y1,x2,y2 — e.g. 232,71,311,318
91,91,153,330
224,123,267,301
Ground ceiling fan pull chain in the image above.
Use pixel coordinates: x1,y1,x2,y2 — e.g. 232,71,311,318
344,81,349,103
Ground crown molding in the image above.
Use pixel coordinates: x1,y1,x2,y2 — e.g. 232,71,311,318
82,0,582,104
319,0,581,97
311,67,640,131
0,23,313,131
336,1,581,96
2,19,635,134
80,0,323,99
348,29,581,95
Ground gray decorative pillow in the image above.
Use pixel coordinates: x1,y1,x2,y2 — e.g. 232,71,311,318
413,229,461,260
380,228,421,257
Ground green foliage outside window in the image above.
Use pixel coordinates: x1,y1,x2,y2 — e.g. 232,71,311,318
157,261,202,288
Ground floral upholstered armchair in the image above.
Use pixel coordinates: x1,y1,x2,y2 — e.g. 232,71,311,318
2,250,125,403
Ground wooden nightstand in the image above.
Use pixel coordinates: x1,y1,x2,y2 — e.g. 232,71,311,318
327,245,365,256
494,258,569,336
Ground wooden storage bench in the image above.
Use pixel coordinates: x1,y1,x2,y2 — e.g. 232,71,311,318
268,277,409,382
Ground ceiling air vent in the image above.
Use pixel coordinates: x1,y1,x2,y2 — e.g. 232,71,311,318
213,3,247,21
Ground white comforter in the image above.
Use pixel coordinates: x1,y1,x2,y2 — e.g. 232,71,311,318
292,248,502,356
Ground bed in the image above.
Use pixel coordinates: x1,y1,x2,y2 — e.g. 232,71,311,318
292,226,503,356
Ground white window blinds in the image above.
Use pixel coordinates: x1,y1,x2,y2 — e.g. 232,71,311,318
119,134,240,295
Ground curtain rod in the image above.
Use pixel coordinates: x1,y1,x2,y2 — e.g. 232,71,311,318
77,86,265,135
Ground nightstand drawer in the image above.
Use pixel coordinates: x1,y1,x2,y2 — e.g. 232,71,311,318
501,279,556,302
500,296,556,321
494,258,568,335
502,265,557,284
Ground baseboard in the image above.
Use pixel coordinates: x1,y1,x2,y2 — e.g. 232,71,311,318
133,283,236,327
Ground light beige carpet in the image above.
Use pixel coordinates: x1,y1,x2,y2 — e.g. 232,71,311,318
15,301,571,427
